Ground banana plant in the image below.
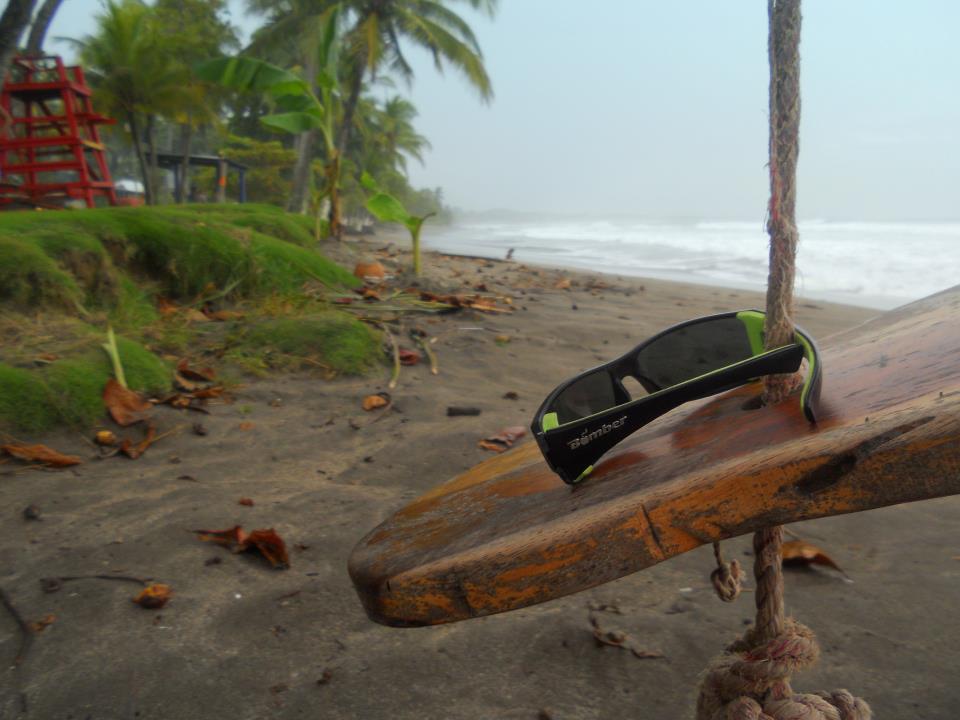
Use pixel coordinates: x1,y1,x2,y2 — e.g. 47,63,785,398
361,172,435,276
194,5,342,239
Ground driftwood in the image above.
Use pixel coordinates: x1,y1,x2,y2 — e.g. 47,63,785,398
349,287,960,626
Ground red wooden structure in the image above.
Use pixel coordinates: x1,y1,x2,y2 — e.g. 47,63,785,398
0,56,117,209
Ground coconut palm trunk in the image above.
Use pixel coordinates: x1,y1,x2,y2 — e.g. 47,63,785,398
25,0,63,56
0,0,38,78
287,48,320,214
127,110,153,205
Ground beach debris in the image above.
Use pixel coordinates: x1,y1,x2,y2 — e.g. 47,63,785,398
176,358,216,383
379,324,402,390
494,334,511,345
782,540,850,580
2,443,82,468
354,261,386,283
133,583,173,609
238,422,255,431
192,423,208,436
33,352,59,365
238,497,255,507
22,505,42,521
447,406,481,417
194,525,290,569
502,391,519,400
119,422,158,460
398,348,421,365
410,328,439,375
104,378,151,426
554,277,572,290
362,392,391,411
29,614,56,633
478,426,526,453
95,430,118,446
589,614,664,659
406,289,512,314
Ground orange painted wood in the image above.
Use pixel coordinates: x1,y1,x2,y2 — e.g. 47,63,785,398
349,288,960,626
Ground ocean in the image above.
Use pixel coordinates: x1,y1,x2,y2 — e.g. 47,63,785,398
421,218,960,310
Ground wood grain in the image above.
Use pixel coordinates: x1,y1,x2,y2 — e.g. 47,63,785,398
349,287,960,626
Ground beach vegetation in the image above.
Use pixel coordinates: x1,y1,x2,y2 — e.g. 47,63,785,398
361,172,435,276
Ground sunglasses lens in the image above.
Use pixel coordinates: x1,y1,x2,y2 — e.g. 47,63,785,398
550,370,624,425
636,316,754,390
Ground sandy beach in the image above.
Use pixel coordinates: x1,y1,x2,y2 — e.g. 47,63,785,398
2,233,958,720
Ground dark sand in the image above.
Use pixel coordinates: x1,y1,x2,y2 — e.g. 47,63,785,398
1,236,957,719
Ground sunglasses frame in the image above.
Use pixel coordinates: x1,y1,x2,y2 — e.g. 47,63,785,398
531,310,822,484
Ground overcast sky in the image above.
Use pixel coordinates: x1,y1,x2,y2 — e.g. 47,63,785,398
49,1,959,221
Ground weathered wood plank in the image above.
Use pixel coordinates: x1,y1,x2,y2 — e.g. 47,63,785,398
349,287,960,626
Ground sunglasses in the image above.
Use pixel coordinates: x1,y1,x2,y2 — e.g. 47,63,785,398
531,310,822,485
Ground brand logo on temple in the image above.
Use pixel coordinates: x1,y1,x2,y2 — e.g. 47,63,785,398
567,416,628,450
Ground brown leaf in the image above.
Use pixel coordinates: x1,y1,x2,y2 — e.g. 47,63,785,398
238,497,254,507
29,614,57,633
184,308,211,323
157,297,178,316
35,352,59,363
362,392,391,411
238,421,255,431
195,525,248,548
554,278,572,290
494,334,511,344
176,358,216,383
2,443,82,467
478,426,527,453
398,348,421,366
245,529,290,569
782,540,847,577
132,583,172,609
119,423,157,460
103,378,151,427
191,385,226,400
206,309,245,322
354,261,385,282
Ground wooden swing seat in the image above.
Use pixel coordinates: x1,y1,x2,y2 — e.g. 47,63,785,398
348,287,960,627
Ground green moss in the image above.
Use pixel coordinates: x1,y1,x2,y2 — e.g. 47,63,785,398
241,313,382,375
0,363,59,433
43,358,112,427
0,236,82,310
113,336,170,393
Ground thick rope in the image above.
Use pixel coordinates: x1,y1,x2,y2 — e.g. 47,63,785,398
696,3,872,717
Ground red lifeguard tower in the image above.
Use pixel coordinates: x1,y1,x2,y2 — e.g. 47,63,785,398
0,55,117,209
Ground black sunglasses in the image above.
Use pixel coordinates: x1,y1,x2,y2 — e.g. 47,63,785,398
531,310,822,484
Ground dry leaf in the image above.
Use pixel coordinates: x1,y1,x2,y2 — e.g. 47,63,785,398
29,614,56,633
354,261,385,282
133,583,172,609
494,334,511,344
157,297,178,316
119,423,157,460
554,278,572,290
206,310,244,322
782,540,848,578
35,352,59,363
398,348,421,366
2,443,82,467
245,529,290,569
191,385,226,400
238,421,255,431
176,359,216,382
478,426,527,452
194,526,289,569
362,392,390,411
184,309,211,323
103,378,151,427
238,498,254,507
95,430,117,446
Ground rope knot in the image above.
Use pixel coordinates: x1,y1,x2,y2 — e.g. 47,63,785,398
711,542,744,603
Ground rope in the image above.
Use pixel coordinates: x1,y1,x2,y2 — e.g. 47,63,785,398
695,4,872,718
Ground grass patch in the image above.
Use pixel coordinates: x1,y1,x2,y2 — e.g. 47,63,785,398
236,313,382,375
0,363,59,435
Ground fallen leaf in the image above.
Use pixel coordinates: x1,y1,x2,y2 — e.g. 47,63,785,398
782,540,848,578
238,497,254,507
157,297,178,315
205,310,245,322
494,334,511,344
132,584,172,609
194,526,290,569
176,359,216,383
357,287,382,301
333,297,354,305
95,430,117,446
238,421,255,431
174,373,205,393
398,348,421,365
103,378,151,427
362,392,391,411
35,352,59,363
246,529,290,569
184,308,211,323
29,614,56,633
119,423,157,460
354,261,385,282
478,426,527,453
2,443,82,467
191,386,226,400
554,278,572,290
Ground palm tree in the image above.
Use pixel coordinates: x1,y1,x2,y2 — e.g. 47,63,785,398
0,0,38,78
25,0,64,56
69,0,185,204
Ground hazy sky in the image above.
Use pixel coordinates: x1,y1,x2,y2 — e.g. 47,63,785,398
48,1,959,220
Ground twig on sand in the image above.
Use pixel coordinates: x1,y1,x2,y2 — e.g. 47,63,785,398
379,323,401,389
0,586,33,667
413,333,439,376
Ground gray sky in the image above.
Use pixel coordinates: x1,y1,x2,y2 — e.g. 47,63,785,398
49,1,959,220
